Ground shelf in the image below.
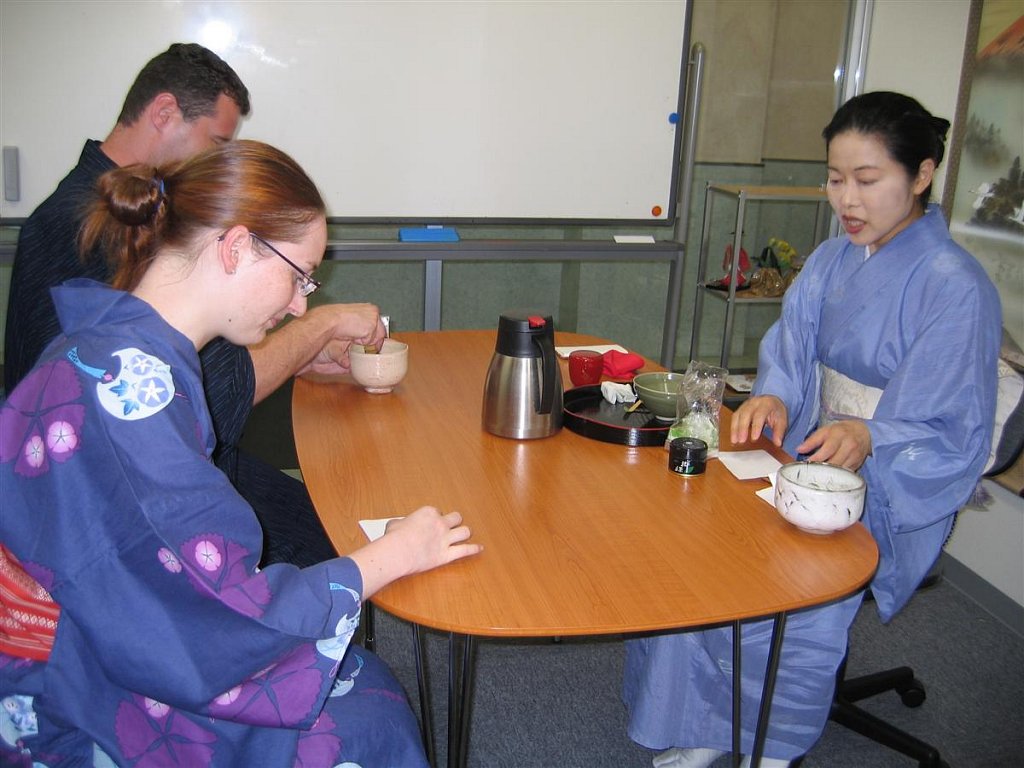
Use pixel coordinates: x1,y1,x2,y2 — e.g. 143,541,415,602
709,183,826,202
699,286,784,304
689,182,829,369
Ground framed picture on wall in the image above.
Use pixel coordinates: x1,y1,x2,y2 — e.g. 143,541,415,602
947,0,1024,348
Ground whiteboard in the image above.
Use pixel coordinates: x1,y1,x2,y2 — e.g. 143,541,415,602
0,0,690,223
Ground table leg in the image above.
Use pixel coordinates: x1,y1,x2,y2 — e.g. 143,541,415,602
447,633,476,768
413,623,435,766
363,601,376,652
732,622,742,768
457,635,476,765
447,633,461,768
749,612,788,768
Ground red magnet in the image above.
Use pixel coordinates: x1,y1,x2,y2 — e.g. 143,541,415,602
651,205,663,217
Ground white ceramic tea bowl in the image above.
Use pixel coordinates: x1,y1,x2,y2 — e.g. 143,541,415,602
349,339,408,393
774,461,865,535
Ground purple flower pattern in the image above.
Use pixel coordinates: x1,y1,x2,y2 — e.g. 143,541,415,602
114,694,216,766
294,710,342,768
177,533,271,618
0,360,84,477
209,644,327,728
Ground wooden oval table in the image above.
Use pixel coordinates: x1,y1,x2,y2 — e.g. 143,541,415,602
293,330,878,768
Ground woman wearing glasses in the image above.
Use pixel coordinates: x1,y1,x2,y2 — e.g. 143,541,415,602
0,140,481,767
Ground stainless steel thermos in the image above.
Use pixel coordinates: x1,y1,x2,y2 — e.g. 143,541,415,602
482,311,563,439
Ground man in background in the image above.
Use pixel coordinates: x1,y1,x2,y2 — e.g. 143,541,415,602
4,42,383,567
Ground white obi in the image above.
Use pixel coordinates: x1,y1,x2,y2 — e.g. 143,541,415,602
819,364,883,425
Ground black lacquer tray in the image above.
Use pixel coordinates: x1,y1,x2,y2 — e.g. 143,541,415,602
562,385,671,447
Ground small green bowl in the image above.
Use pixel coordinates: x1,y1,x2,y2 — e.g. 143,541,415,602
633,371,686,420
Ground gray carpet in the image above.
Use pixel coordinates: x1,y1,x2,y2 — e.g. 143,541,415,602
366,578,1023,768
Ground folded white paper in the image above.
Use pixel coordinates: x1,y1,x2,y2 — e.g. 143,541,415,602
718,450,783,481
754,470,778,506
725,374,755,393
358,517,404,542
555,344,628,359
613,234,656,244
601,381,637,404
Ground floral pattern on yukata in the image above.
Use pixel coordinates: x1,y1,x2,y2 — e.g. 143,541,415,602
92,348,175,421
169,534,271,618
0,694,38,755
329,653,364,697
0,360,84,477
210,644,328,728
294,709,343,767
114,694,216,767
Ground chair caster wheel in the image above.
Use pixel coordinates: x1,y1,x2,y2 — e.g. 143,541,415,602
898,678,927,708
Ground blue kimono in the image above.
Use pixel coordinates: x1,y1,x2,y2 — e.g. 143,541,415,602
623,206,1001,759
0,281,426,767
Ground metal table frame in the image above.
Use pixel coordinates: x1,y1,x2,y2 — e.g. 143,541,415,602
430,613,788,768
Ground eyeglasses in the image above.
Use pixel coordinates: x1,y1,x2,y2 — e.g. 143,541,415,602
248,233,321,297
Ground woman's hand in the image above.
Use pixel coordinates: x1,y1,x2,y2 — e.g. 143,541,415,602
385,507,482,574
796,420,872,470
349,506,482,599
730,395,789,447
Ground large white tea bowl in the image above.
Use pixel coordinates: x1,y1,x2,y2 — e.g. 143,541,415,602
349,339,408,393
774,461,865,535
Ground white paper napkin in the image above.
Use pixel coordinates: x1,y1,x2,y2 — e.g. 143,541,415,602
358,517,404,542
601,381,637,404
718,450,783,481
725,374,755,393
755,471,778,506
555,344,628,359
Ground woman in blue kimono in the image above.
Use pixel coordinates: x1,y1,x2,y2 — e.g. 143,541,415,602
0,140,482,767
623,92,1001,767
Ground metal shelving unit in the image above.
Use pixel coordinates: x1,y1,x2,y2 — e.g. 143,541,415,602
688,183,829,369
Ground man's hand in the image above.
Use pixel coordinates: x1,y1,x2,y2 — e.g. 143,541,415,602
248,303,387,402
296,304,387,376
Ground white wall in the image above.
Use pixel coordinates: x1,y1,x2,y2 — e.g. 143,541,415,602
947,483,1024,607
863,0,971,203
864,0,1024,610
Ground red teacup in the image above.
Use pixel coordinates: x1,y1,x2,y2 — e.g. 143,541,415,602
568,349,604,387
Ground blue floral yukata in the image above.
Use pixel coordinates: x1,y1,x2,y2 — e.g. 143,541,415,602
0,281,427,767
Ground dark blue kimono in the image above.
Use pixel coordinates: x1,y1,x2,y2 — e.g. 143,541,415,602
0,281,426,767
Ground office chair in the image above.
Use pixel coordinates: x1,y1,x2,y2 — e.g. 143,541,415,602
823,359,1024,768
826,567,947,768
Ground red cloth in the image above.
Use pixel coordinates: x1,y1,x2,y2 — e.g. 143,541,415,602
602,350,644,379
0,543,59,661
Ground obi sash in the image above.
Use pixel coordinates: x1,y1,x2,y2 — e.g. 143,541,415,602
0,544,59,661
819,363,883,425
